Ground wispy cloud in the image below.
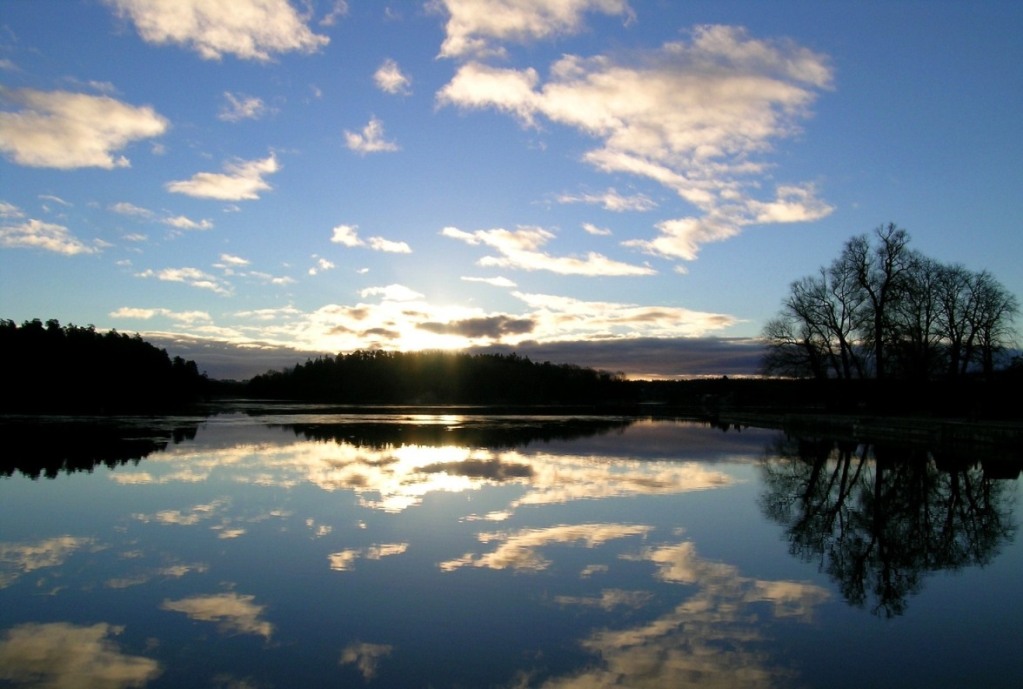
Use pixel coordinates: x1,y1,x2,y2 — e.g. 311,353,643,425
344,117,399,154
461,275,517,288
330,224,411,253
438,24,833,261
166,154,278,201
218,91,271,121
110,306,212,324
106,0,329,61
374,58,411,95
136,266,232,295
557,188,657,212
162,215,213,230
0,87,167,169
441,225,654,276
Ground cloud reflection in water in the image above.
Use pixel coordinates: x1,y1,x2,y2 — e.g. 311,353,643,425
0,622,160,689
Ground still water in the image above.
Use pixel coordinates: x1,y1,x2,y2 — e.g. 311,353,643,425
1,410,1020,688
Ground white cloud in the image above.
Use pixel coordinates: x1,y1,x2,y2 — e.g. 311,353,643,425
0,202,25,219
308,257,335,276
441,225,654,276
435,0,634,59
218,253,250,267
360,284,423,302
162,214,214,230
0,218,98,255
0,87,167,169
344,117,399,154
166,154,278,201
106,0,329,61
366,236,411,254
218,92,271,121
462,275,517,288
110,201,154,218
330,224,410,253
330,224,361,247
374,59,411,95
109,307,212,324
582,222,612,236
136,266,232,295
557,188,657,212
513,290,737,339
438,25,833,261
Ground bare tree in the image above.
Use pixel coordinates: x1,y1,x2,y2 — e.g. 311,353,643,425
762,223,1018,382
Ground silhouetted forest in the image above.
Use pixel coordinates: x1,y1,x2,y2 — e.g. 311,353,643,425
0,318,209,413
246,349,633,406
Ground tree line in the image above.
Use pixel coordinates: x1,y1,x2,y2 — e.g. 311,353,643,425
762,224,1019,381
246,349,632,406
0,318,209,413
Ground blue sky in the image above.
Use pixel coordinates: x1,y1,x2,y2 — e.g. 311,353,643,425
2,0,1021,379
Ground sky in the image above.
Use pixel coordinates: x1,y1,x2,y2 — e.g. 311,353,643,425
2,0,1021,380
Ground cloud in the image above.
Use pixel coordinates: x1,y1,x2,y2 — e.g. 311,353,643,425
162,214,213,230
161,592,273,638
474,336,764,379
320,0,349,27
441,225,654,276
344,117,399,154
359,284,423,302
418,315,535,340
0,536,95,588
166,154,278,201
110,201,154,218
582,222,612,236
340,642,393,681
328,543,408,572
330,224,411,253
106,0,329,61
109,307,213,324
218,253,250,267
513,290,737,339
557,188,657,212
0,202,25,219
0,87,167,169
136,267,232,295
435,0,634,59
374,58,411,95
439,523,652,572
218,92,271,121
438,25,833,261
0,218,98,255
0,622,161,688
461,275,517,288
308,257,335,276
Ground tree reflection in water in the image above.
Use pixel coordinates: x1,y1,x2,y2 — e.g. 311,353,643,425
760,435,1018,617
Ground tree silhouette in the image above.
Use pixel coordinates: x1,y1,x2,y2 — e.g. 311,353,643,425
762,224,1019,381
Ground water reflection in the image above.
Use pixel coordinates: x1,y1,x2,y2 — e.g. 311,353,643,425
0,622,161,689
760,435,1019,617
1,413,1020,688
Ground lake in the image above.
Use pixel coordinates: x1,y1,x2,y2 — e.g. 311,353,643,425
1,409,1020,688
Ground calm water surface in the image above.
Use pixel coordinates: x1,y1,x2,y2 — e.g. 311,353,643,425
1,411,1020,688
